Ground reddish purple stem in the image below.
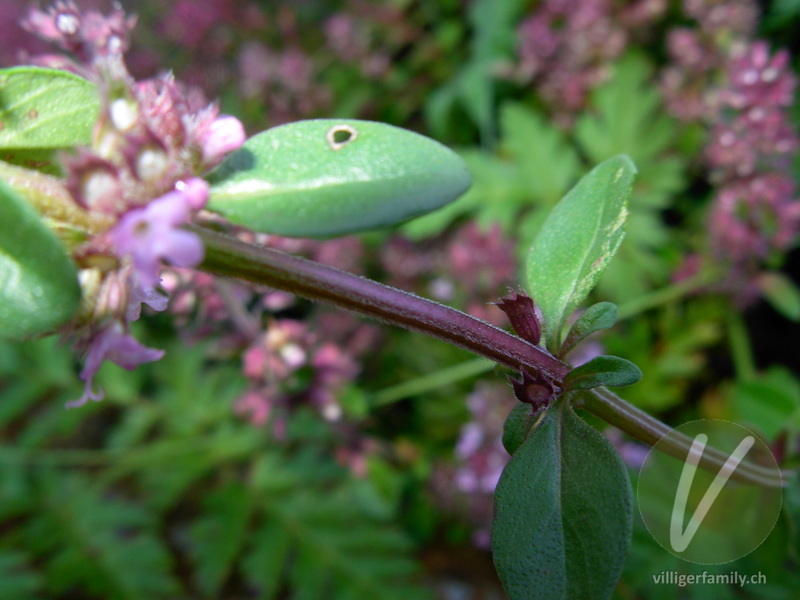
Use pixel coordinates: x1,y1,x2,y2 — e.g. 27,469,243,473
192,226,570,383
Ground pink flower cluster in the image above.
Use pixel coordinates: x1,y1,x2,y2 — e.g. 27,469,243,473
433,382,516,548
19,2,245,406
660,0,758,120
515,0,665,124
706,42,800,282
235,316,375,433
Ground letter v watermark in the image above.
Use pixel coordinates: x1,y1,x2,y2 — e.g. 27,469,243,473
669,433,755,553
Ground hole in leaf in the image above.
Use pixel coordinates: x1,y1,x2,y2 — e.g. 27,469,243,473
326,124,358,150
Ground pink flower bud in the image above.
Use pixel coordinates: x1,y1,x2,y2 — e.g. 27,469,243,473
201,115,245,164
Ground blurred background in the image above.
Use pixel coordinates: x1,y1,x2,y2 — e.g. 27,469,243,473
2,1,800,598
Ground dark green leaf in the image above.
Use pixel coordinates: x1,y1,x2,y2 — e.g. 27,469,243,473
243,518,291,600
188,484,253,597
526,156,636,351
564,355,642,391
0,67,99,149
501,402,542,455
560,302,618,357
0,179,80,340
206,119,471,237
0,550,43,600
492,404,633,600
28,472,181,599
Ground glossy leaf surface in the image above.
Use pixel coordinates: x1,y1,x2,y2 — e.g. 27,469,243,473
206,119,472,237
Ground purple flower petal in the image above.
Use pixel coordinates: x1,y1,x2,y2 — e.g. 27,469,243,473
67,323,164,408
112,184,205,289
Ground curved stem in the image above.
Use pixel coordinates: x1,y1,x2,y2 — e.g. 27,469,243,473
192,225,786,488
192,226,570,382
577,387,784,488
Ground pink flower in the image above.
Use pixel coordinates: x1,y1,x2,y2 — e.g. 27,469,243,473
68,323,164,408
200,115,246,165
112,179,208,289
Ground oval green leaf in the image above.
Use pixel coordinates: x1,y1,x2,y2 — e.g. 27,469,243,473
564,355,642,391
560,301,618,358
0,179,81,340
0,67,99,150
206,119,472,237
526,155,636,352
492,404,633,600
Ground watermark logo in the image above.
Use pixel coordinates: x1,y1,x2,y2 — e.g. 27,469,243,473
637,420,782,564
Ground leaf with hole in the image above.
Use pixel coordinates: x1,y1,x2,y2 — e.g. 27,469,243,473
564,355,642,391
0,67,99,150
492,403,633,600
560,301,618,357
206,119,472,237
0,179,80,340
526,155,636,351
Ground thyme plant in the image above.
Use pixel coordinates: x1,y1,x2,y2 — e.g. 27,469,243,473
0,3,791,599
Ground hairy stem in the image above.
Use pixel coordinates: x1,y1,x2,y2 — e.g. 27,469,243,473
193,226,785,488
193,226,570,382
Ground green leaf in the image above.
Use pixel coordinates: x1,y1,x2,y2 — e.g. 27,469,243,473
500,103,581,205
564,355,642,391
560,302,618,357
759,272,800,321
27,472,181,599
0,550,43,600
0,67,99,149
0,148,61,175
0,179,80,340
492,404,633,600
574,54,685,303
206,119,472,237
731,367,800,441
188,484,253,597
242,517,291,600
502,401,542,455
526,156,636,350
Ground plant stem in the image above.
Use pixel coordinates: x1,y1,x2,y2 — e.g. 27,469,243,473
192,226,570,382
576,387,784,488
371,357,495,407
192,226,786,488
616,269,718,321
727,311,757,380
